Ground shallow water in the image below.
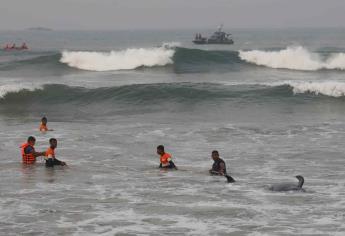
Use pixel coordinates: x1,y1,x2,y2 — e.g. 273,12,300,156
1,29,345,235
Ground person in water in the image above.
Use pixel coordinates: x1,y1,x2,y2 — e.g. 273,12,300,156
209,150,227,176
45,138,66,167
20,136,45,164
40,117,53,132
157,145,177,169
21,43,28,50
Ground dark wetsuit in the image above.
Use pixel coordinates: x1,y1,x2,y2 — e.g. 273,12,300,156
210,158,227,175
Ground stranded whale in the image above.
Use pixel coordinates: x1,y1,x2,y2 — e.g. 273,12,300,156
269,175,304,192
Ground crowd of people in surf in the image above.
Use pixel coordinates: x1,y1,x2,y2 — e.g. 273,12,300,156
21,117,66,168
21,117,304,191
2,42,28,51
21,117,232,177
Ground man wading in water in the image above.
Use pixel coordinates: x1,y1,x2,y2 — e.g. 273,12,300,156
209,150,235,182
209,150,227,176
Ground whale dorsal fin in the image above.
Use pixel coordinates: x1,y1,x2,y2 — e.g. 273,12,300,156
296,175,304,188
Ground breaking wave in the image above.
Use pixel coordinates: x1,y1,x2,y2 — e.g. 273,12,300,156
1,81,345,107
60,46,175,71
239,46,345,71
286,81,345,97
0,83,42,98
2,46,345,73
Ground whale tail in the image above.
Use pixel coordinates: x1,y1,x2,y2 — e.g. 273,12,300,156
296,175,304,188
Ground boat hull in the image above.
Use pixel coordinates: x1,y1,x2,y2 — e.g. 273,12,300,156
192,40,234,45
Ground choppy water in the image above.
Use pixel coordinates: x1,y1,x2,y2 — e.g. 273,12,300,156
1,29,345,235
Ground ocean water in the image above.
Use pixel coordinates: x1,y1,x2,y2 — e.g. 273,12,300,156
0,28,345,235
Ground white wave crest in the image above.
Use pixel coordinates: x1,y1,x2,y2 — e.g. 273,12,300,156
286,81,345,97
239,46,345,71
60,46,175,71
162,41,181,48
0,84,42,98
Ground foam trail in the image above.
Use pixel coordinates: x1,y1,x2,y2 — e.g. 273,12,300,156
60,46,175,71
0,84,42,98
239,46,345,71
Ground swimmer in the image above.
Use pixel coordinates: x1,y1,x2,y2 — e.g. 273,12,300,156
40,117,53,132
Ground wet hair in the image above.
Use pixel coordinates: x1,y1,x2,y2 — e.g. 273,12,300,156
41,117,47,122
157,145,164,152
49,138,57,144
27,136,36,142
212,150,219,155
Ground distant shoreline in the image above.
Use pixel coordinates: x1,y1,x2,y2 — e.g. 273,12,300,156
27,27,53,31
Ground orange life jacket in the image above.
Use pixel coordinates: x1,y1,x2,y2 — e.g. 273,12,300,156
21,142,36,164
160,153,172,167
40,123,48,132
45,147,55,159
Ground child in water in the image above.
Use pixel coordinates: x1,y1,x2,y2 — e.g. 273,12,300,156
45,138,66,167
40,117,53,132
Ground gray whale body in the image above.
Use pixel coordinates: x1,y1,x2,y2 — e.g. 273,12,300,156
269,175,304,192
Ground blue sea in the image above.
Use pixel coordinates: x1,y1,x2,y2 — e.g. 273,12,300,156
0,28,345,235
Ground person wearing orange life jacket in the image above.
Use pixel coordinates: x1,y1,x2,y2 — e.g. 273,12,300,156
20,136,45,164
40,117,53,132
157,145,177,169
45,138,66,167
21,42,28,50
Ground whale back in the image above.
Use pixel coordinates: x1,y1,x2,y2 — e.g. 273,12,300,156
269,183,300,191
269,175,305,192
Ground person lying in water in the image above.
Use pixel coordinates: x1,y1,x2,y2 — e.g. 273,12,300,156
209,150,227,176
157,145,177,169
40,117,53,132
45,138,66,167
20,136,46,164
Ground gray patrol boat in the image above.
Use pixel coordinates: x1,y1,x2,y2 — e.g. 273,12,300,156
193,25,234,45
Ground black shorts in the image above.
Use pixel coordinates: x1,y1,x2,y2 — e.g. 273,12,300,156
46,158,63,167
209,170,227,176
159,161,177,169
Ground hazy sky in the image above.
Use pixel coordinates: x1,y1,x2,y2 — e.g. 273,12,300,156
1,0,344,30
